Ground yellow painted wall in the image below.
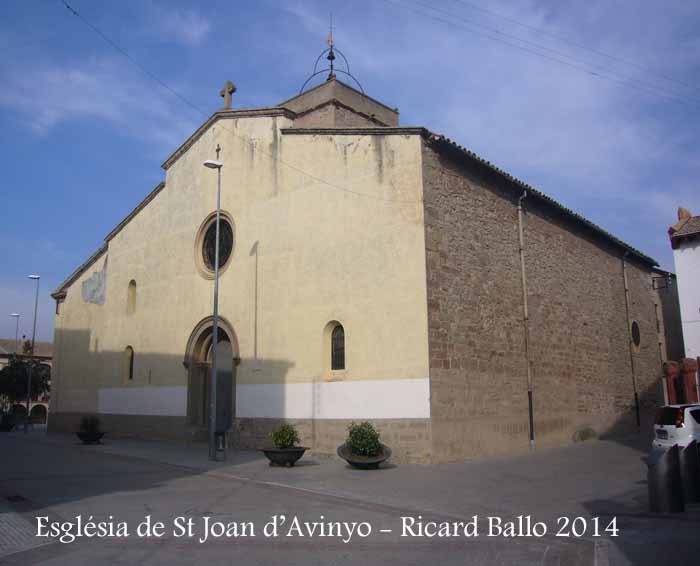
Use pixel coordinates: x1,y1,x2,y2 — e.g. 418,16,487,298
52,115,430,411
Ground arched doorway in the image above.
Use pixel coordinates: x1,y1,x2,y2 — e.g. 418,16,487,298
11,404,26,418
183,316,240,429
30,404,47,424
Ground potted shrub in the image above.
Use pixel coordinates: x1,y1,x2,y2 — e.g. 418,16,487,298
262,423,307,467
76,416,104,444
337,421,392,469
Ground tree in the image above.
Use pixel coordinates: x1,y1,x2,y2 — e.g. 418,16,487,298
0,358,50,410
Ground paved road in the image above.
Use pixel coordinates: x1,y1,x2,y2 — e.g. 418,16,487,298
0,432,698,564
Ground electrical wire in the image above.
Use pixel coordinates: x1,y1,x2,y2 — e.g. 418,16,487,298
59,0,419,205
385,0,699,107
450,0,698,93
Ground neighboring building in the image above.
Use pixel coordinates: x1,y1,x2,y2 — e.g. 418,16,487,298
651,268,685,363
0,339,52,422
49,76,665,463
0,339,53,370
669,207,700,359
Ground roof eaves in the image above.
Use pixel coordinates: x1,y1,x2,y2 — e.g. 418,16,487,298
105,181,165,242
161,107,296,171
51,243,108,300
279,78,399,116
281,126,427,136
293,98,392,127
670,216,700,240
425,132,658,267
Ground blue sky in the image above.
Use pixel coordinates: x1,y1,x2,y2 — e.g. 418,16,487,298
1,0,699,342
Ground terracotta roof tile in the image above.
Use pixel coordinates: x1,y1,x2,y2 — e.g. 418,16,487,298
672,215,700,239
428,133,658,266
0,339,52,357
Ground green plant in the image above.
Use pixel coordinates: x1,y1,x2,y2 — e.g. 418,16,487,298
346,421,381,456
0,358,50,403
80,416,101,434
270,423,299,449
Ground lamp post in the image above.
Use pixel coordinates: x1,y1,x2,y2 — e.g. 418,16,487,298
203,149,223,461
9,313,20,356
25,275,40,433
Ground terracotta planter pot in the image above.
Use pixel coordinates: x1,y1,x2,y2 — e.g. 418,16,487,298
337,443,392,469
262,446,308,467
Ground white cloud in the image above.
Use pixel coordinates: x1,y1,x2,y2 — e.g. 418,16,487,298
0,57,198,152
3,0,699,279
277,0,700,269
151,4,212,46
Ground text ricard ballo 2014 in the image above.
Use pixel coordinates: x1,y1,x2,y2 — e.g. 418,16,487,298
36,514,620,544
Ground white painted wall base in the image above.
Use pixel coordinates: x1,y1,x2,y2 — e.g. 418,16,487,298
98,386,187,416
236,378,431,419
97,378,431,420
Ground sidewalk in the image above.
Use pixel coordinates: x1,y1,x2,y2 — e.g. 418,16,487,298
0,500,52,560
5,430,700,565
13,429,666,523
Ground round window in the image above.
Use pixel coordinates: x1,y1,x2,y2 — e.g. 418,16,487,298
195,212,235,278
631,321,641,348
202,219,233,271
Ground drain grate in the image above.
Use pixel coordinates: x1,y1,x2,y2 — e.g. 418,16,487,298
6,495,26,503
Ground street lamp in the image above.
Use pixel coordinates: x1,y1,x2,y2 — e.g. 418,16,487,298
203,152,223,461
9,313,20,356
25,275,40,433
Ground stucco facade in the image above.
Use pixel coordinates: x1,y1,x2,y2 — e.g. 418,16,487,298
50,78,664,462
669,209,700,360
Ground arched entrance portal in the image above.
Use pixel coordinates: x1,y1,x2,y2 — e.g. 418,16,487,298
183,316,240,430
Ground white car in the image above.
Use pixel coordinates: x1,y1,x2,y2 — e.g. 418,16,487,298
652,404,700,451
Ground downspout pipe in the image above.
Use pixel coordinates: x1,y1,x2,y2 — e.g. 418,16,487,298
517,190,535,449
622,252,641,429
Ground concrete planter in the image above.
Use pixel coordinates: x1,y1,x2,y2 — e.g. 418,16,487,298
262,447,308,467
337,443,392,469
76,431,105,445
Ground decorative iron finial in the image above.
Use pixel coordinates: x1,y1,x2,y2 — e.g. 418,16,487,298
298,20,364,94
327,13,336,80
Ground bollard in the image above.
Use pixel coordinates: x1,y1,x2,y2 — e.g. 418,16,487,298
680,440,700,503
648,444,684,513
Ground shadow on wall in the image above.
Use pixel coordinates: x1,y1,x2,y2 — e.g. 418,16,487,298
49,327,295,444
48,328,431,463
580,376,695,564
597,375,665,450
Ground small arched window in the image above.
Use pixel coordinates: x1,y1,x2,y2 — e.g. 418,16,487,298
127,280,137,315
331,324,345,370
124,346,134,381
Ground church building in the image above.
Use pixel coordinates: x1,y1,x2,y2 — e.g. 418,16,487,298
50,69,665,463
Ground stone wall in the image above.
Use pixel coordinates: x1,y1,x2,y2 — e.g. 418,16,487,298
292,101,385,128
421,141,663,462
50,412,193,441
49,412,431,463
235,417,432,464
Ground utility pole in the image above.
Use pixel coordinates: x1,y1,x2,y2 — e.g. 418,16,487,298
204,146,224,460
25,275,40,433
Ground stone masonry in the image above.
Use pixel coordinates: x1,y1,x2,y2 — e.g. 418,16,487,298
421,140,663,462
